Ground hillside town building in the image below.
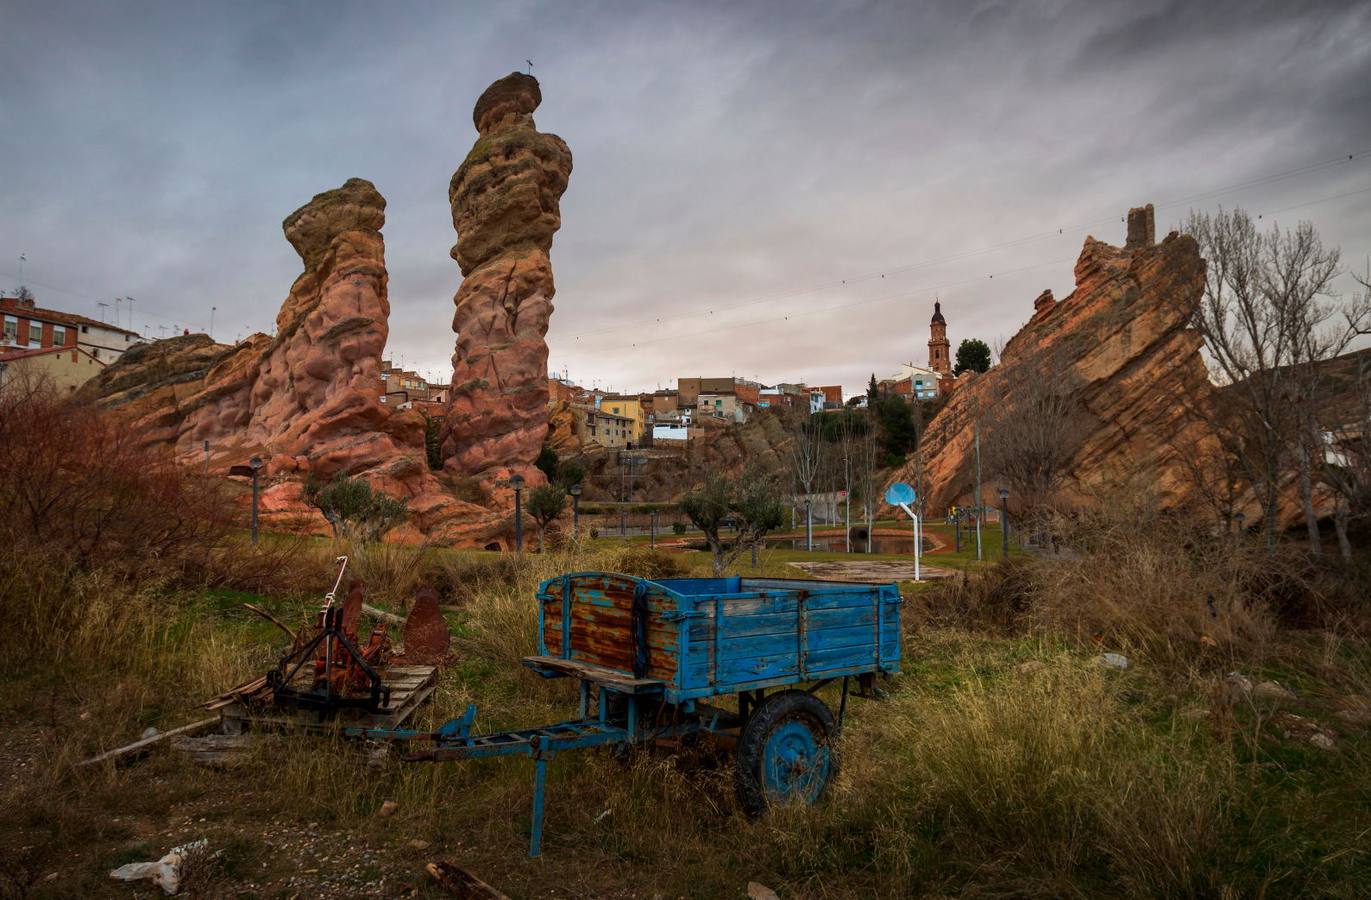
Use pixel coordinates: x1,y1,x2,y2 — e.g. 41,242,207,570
0,344,106,393
1,292,143,364
379,359,449,413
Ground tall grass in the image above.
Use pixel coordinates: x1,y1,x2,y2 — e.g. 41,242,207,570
922,487,1369,669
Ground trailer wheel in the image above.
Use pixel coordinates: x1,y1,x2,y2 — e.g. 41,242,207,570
734,690,836,817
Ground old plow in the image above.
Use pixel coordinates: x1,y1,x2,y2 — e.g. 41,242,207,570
207,556,450,731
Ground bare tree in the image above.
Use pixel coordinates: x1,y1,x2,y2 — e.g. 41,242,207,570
786,410,825,551
982,379,1088,542
1185,209,1370,550
1165,397,1246,533
851,416,881,554
1320,266,1371,560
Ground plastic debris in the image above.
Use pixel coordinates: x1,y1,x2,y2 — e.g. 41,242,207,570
108,839,207,895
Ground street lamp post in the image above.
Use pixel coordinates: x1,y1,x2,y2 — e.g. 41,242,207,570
569,483,582,540
249,456,263,546
510,473,525,553
998,487,1010,559
954,509,961,553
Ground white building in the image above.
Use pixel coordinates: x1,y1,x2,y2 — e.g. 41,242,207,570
883,362,943,400
652,423,690,442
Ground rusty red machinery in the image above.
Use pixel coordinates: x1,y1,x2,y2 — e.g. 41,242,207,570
267,579,395,712
214,555,450,716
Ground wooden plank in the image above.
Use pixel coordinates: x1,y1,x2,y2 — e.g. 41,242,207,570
522,655,664,692
171,733,256,767
426,861,509,899
78,716,220,767
376,681,438,726
717,651,800,684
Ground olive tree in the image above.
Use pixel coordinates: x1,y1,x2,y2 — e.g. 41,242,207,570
304,472,408,542
524,483,567,551
680,463,785,576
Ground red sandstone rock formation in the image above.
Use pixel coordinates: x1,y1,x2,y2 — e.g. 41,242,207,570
888,206,1223,515
81,179,499,544
442,73,572,492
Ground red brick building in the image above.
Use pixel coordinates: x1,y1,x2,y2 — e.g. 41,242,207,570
1,293,142,362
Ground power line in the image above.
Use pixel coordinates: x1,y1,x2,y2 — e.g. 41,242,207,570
612,256,1077,354
566,148,1371,345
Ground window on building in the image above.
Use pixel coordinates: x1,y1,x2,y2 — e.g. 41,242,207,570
3,316,15,342
53,325,67,345
81,325,89,333
28,321,41,344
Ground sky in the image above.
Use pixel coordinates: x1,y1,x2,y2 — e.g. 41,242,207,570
2,0,1369,397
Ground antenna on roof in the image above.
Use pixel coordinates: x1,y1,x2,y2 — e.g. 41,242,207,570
97,301,109,322
526,59,533,74
17,253,26,285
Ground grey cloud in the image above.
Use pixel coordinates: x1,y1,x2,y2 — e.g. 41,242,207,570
1,0,1368,394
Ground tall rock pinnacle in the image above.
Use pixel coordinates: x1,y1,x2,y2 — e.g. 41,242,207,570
442,72,573,487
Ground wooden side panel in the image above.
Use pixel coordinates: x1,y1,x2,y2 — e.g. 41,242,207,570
538,574,680,683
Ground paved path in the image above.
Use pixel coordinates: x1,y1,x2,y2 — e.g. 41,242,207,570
787,559,956,582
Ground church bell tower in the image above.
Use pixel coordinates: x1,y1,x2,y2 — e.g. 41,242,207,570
928,301,951,375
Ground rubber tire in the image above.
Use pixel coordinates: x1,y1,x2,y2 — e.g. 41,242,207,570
734,690,837,818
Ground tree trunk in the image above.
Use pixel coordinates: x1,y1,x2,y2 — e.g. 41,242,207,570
1262,487,1280,549
1334,498,1352,563
805,500,813,552
1298,443,1322,556
710,535,725,576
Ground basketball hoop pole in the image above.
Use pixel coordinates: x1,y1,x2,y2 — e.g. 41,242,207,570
885,481,922,583
898,502,921,582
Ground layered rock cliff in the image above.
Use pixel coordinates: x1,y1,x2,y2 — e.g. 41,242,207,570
888,206,1222,514
442,73,573,491
80,179,497,543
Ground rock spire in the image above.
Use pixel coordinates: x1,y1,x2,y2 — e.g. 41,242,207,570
442,72,573,488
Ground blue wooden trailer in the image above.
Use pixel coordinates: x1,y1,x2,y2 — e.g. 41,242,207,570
354,572,901,856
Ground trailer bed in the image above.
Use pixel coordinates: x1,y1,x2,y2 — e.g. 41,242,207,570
534,573,900,704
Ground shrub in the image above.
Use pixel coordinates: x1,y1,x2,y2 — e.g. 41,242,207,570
0,377,235,582
924,487,1300,663
422,414,444,470
535,443,559,482
303,472,407,542
672,521,687,535
524,483,567,550
610,547,688,580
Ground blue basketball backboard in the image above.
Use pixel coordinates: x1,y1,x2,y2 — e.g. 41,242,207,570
884,482,916,506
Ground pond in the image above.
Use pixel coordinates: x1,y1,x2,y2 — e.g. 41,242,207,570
684,534,933,555
763,534,933,554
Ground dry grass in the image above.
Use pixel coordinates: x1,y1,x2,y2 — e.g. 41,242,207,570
922,489,1371,673
3,459,1371,895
